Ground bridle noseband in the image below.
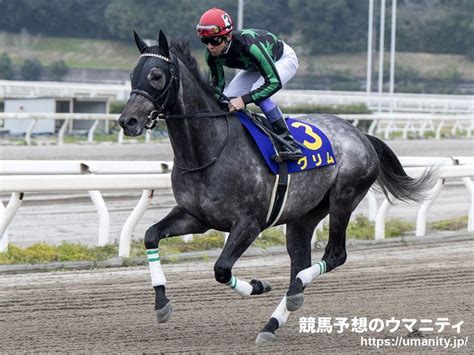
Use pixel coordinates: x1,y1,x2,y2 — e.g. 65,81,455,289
130,52,180,130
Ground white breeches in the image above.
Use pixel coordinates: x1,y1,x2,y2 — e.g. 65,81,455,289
223,43,299,98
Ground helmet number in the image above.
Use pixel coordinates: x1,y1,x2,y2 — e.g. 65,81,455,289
222,14,232,28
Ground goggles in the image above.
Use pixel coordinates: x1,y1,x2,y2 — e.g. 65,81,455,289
196,24,224,36
200,36,226,46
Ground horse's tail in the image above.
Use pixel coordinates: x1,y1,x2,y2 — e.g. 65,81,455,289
365,134,437,203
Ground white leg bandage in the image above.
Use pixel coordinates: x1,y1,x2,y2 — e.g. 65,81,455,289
147,248,166,286
226,276,253,297
296,260,327,287
271,296,290,328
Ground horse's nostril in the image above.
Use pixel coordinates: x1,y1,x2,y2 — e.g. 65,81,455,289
127,118,138,127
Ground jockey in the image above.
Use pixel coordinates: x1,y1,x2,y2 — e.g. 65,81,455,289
197,7,303,161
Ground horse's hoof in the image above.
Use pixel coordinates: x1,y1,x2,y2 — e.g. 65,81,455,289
155,301,173,323
250,279,272,295
262,280,272,293
286,293,304,312
255,331,277,344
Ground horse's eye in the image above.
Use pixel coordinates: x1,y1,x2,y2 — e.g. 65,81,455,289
147,70,162,82
147,68,166,90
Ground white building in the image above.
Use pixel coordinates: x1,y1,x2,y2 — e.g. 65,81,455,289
4,96,110,134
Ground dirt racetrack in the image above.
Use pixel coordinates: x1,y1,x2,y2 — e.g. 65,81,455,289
1,236,472,353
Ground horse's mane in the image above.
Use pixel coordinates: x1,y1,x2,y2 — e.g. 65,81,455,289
169,39,218,101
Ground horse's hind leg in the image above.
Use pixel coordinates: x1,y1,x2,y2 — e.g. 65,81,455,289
256,198,329,343
213,218,271,297
283,181,373,315
144,206,209,323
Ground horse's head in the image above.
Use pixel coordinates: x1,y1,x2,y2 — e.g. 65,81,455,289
119,30,179,136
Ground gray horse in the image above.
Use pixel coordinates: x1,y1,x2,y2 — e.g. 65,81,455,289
118,30,434,343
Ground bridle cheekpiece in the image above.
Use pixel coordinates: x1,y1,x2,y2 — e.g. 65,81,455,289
130,51,180,130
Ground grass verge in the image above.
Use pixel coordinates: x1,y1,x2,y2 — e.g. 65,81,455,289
0,242,117,265
0,215,468,265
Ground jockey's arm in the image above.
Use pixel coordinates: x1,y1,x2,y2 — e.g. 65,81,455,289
241,43,282,105
205,50,226,99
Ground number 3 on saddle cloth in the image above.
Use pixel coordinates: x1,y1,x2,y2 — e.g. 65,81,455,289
236,111,337,227
236,112,337,174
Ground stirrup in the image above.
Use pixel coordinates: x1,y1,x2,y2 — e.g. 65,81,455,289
272,150,303,162
279,151,304,161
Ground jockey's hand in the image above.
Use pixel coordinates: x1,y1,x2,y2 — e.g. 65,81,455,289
228,97,245,112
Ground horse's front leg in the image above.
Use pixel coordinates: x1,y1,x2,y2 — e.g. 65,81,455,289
214,219,272,297
144,206,209,323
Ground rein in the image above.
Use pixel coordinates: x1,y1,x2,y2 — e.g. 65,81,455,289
131,52,243,175
150,108,231,175
172,113,231,175
143,101,231,175
145,110,230,128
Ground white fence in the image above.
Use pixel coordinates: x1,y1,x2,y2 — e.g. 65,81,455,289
0,160,172,257
372,164,473,240
0,79,129,101
0,112,160,145
339,113,474,139
273,90,474,114
1,111,473,145
2,80,473,114
1,81,473,144
1,157,472,258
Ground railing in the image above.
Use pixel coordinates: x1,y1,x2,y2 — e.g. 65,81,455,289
0,160,173,257
0,112,160,145
1,111,473,145
274,90,474,114
1,158,472,258
339,113,474,139
1,80,473,113
0,79,129,101
369,156,474,240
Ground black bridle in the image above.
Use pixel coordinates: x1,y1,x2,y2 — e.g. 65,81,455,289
129,51,233,174
130,52,181,130
128,52,293,174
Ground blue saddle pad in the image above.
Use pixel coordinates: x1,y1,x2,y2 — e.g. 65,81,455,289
237,112,337,174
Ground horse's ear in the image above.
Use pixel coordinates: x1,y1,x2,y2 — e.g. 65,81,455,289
133,30,148,54
158,29,170,58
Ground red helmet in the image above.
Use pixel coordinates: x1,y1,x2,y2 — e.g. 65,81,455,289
196,8,233,37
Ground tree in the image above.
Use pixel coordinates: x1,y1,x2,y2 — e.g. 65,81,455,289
391,0,473,55
243,0,294,36
0,52,14,79
289,0,368,54
21,58,43,81
104,0,236,46
0,0,472,57
50,60,68,81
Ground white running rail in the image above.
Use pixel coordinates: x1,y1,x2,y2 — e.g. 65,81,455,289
0,112,162,145
373,165,474,239
1,158,472,258
0,160,173,257
2,81,472,114
1,111,473,145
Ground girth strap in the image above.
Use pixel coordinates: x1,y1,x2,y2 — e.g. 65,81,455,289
265,162,290,227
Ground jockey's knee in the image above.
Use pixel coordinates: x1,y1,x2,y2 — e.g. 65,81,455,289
214,261,232,284
144,225,160,249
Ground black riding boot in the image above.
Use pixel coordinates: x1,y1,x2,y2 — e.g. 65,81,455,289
266,109,303,161
257,99,303,162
